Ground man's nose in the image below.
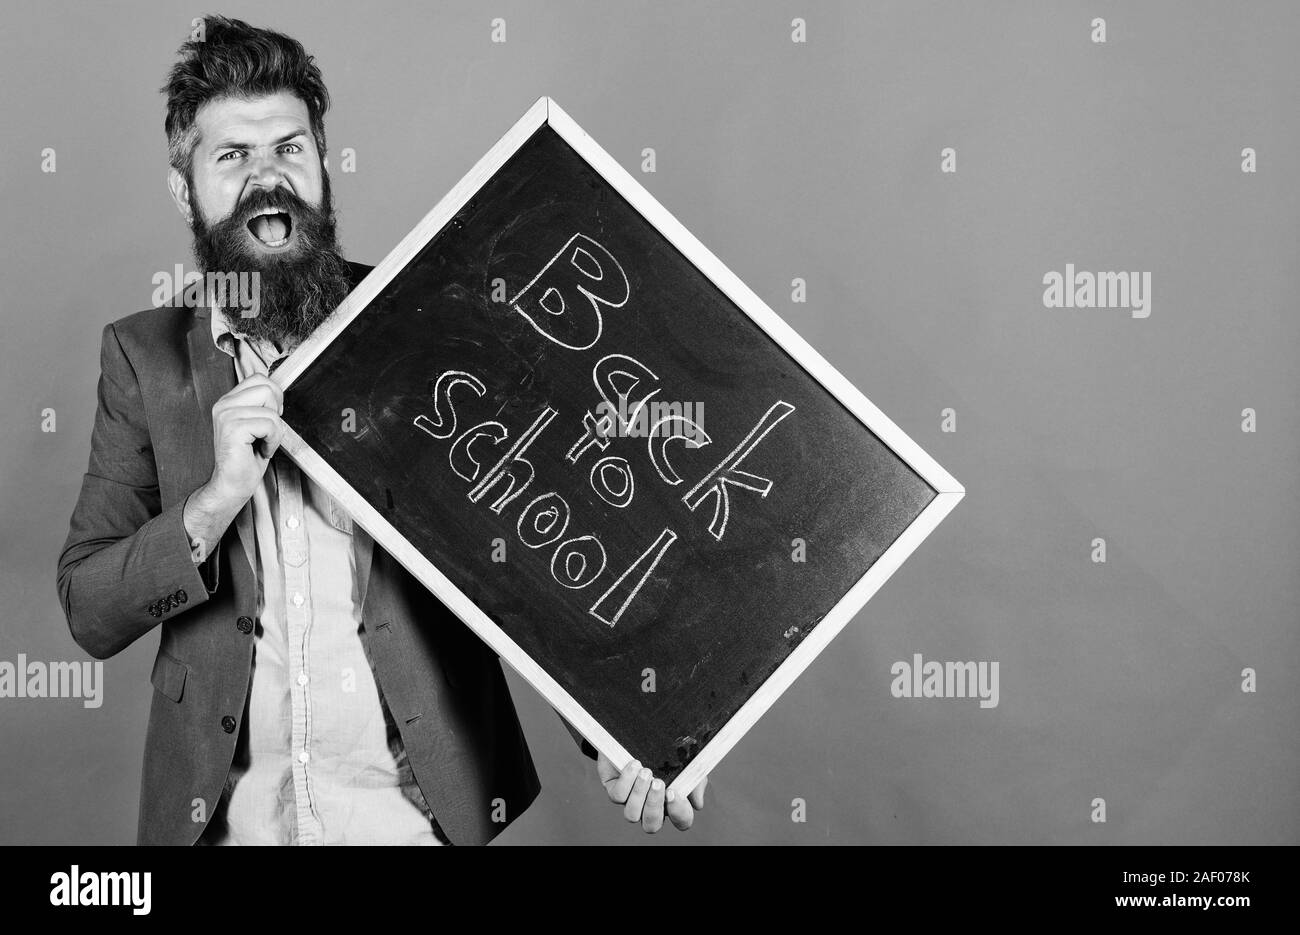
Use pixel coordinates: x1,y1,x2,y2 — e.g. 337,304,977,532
245,156,285,193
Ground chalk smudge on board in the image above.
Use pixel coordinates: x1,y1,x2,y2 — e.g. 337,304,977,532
672,728,712,768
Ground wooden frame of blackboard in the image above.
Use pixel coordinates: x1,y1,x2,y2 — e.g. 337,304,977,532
273,96,964,797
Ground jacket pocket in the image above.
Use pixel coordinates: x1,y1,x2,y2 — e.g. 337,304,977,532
150,650,189,703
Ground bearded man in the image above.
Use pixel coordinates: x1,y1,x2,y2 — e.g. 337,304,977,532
55,14,705,845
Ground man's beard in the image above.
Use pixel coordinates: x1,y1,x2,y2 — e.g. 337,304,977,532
189,174,353,351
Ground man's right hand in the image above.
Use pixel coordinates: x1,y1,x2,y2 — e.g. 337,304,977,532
182,374,287,561
209,373,286,504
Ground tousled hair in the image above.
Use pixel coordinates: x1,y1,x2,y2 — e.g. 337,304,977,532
161,14,330,181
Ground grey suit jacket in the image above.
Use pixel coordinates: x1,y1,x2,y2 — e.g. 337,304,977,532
56,261,594,845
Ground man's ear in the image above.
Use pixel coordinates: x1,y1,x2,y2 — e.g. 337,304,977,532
167,167,195,224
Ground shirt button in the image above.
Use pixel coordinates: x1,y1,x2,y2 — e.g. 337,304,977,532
236,616,254,634
292,592,304,607
286,515,300,529
297,673,309,686
220,716,237,733
298,751,310,764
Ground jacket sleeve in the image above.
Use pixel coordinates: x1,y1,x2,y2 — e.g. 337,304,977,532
556,711,599,761
55,321,221,659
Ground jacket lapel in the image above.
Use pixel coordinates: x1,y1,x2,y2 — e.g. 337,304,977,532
355,528,375,613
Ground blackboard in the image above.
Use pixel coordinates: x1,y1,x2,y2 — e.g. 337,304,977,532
276,98,963,792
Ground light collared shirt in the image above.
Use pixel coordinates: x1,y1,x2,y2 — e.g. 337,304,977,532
195,306,447,845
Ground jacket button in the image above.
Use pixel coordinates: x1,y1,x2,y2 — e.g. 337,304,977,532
236,616,254,634
177,589,188,604
220,716,237,733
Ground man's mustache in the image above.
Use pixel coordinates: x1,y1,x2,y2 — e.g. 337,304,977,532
194,179,336,264
221,187,312,230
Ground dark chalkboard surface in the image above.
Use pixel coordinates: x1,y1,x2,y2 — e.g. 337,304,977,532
276,98,963,792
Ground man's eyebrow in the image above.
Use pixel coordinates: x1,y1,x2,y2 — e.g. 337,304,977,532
209,128,309,153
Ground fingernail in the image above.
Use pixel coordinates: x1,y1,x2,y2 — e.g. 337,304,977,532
640,768,651,781
666,789,676,802
652,779,663,791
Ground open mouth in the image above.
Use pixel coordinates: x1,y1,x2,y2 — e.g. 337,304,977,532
246,207,294,248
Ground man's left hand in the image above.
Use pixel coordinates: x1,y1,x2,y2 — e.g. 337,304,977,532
596,752,707,833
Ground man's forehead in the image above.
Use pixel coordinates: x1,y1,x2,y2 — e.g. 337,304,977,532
196,92,310,141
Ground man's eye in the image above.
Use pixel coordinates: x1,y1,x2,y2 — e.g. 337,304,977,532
280,143,303,155
217,151,243,162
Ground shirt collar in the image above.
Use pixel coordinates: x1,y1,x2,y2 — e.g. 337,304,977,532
208,303,241,358
208,300,287,373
